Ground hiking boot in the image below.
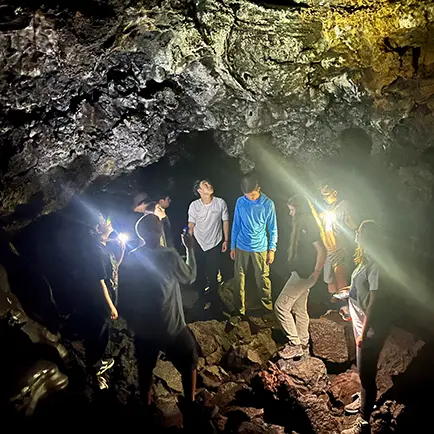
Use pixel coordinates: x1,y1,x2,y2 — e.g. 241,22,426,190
341,416,370,434
345,393,361,414
97,358,115,376
278,343,303,359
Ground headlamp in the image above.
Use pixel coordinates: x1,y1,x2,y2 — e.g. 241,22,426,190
118,233,129,243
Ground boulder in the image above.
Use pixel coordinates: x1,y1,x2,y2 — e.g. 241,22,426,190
371,400,405,434
225,329,278,373
200,365,231,389
212,382,252,410
298,394,340,434
151,381,183,428
237,420,285,434
330,370,361,406
376,327,425,397
277,357,329,395
153,358,183,393
189,320,230,365
310,315,355,364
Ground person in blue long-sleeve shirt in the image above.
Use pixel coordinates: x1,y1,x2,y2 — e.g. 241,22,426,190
230,173,278,315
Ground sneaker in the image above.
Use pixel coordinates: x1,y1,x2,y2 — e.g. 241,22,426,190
339,306,352,322
96,375,109,390
97,358,115,376
341,416,369,434
345,393,361,414
278,343,304,359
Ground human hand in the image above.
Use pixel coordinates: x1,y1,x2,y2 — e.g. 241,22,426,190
182,232,193,250
266,250,275,265
221,241,228,253
356,335,363,348
111,307,118,320
230,249,236,261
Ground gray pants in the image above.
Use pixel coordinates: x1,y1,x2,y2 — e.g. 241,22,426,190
275,272,316,346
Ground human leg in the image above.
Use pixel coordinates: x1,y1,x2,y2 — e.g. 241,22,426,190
83,314,110,371
323,257,337,293
134,337,160,405
204,243,222,309
194,239,207,300
251,251,272,312
291,281,311,347
234,249,249,315
166,327,199,402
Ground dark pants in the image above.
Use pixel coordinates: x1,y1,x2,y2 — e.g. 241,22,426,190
83,314,110,370
357,328,388,421
134,327,198,403
194,239,222,303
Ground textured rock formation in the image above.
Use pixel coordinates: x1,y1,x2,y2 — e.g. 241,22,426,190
310,315,355,364
1,0,434,227
330,369,361,407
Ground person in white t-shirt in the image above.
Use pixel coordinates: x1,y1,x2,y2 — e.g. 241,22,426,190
188,179,229,315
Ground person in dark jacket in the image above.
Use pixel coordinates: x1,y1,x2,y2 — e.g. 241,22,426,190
118,214,199,408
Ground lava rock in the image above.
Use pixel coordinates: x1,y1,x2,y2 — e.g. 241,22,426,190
153,358,183,393
298,393,340,434
276,356,329,395
310,315,355,364
200,365,231,389
330,370,361,407
376,327,425,398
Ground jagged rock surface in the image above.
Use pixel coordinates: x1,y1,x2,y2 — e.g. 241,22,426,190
1,0,434,226
310,314,355,364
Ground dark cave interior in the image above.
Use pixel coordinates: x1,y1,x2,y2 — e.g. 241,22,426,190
2,0,434,432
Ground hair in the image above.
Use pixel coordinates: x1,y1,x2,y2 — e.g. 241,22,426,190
354,220,381,265
156,193,170,202
241,173,259,194
288,195,321,264
132,192,150,209
192,179,211,197
136,214,162,244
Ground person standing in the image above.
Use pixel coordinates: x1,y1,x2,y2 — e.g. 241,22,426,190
230,174,278,316
157,194,174,248
118,215,215,431
188,179,229,315
80,215,124,390
275,195,326,359
341,220,388,434
318,180,358,294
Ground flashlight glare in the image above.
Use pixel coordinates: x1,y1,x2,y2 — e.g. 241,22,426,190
325,211,336,231
118,233,129,243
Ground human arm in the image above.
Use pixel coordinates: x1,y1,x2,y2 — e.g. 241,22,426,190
188,202,196,236
357,265,380,347
100,279,118,319
230,200,241,260
174,234,197,284
266,202,278,265
310,240,327,281
222,200,230,253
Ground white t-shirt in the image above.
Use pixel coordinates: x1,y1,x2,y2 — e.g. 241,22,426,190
188,197,229,251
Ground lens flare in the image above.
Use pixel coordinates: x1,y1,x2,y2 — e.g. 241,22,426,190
118,233,129,243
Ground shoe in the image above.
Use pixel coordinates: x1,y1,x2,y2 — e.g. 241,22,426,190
341,416,369,434
345,393,361,414
204,302,211,310
97,358,115,376
278,343,304,359
301,344,310,358
96,375,109,390
339,306,352,322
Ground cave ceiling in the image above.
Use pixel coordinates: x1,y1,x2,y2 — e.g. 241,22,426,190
1,0,434,226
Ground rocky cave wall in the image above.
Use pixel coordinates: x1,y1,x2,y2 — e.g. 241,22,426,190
1,0,434,228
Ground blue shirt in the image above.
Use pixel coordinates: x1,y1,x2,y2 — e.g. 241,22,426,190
231,193,278,252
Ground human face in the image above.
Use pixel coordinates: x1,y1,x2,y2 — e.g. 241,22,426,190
320,185,338,205
159,196,171,209
288,204,296,217
97,217,113,241
198,180,214,196
244,187,261,201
